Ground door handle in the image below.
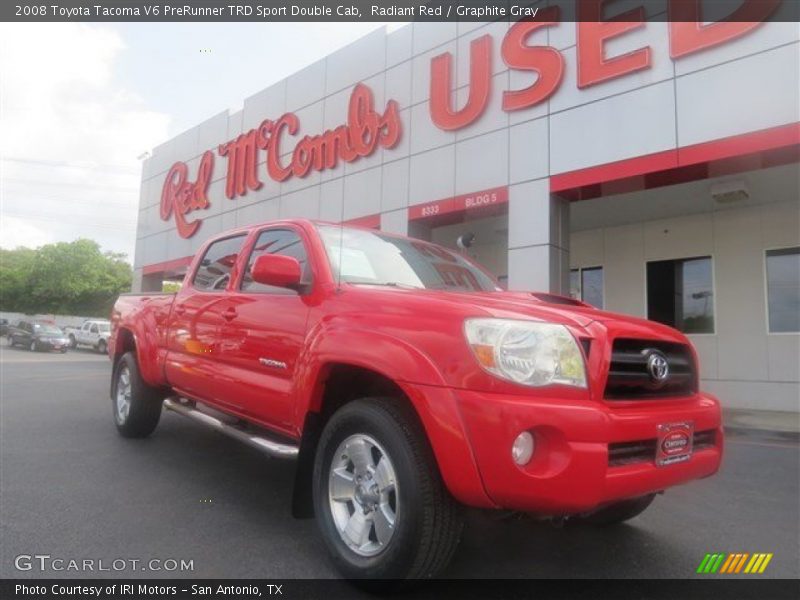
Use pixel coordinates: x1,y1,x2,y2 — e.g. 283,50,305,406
173,304,186,316
222,308,238,321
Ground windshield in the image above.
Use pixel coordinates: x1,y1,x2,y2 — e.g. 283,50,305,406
34,323,63,335
317,225,500,292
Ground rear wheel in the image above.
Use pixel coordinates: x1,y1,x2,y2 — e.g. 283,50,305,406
580,494,656,526
97,339,107,354
29,340,37,352
7,336,14,347
313,398,463,582
112,352,163,438
68,334,77,349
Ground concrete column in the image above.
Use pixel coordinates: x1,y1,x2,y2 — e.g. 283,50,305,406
131,269,144,293
380,209,409,236
507,179,570,294
140,272,163,293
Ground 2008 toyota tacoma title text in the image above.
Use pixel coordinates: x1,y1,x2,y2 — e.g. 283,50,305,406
109,219,723,581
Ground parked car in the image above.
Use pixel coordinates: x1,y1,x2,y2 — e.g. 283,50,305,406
65,319,111,353
8,319,70,353
109,219,723,581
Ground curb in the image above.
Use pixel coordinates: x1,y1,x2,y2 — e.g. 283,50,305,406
724,427,800,444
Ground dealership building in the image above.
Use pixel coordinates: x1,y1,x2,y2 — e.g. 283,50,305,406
133,17,800,414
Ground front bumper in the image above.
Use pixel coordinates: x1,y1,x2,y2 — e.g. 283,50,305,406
36,339,69,351
456,389,723,514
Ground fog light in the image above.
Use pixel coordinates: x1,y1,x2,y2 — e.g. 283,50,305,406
512,431,535,465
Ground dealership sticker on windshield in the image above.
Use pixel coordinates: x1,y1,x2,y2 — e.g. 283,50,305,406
656,422,694,467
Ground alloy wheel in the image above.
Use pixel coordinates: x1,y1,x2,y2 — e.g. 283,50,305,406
327,433,398,557
115,365,132,425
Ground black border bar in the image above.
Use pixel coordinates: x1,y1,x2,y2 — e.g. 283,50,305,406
3,1,800,22
3,579,800,600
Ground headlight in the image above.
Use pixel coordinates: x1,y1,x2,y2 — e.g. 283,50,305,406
464,318,587,388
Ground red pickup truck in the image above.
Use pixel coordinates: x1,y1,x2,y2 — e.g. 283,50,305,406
110,219,723,580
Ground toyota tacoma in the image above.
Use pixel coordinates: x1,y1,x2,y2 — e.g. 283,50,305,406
109,219,723,580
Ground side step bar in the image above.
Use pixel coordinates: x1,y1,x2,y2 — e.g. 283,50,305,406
163,398,299,459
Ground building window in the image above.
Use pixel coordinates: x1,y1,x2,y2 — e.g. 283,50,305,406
570,266,604,308
647,256,714,334
766,247,800,333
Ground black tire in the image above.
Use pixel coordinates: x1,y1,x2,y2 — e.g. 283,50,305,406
112,351,163,438
97,339,107,354
29,340,37,352
312,397,463,582
60,348,68,354
580,494,656,526
7,336,14,347
68,334,77,349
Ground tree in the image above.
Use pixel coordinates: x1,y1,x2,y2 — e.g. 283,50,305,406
0,239,132,317
162,281,182,293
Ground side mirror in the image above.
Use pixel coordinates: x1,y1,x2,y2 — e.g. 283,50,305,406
251,254,303,289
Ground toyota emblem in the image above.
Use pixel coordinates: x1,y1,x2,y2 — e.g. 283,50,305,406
646,350,670,385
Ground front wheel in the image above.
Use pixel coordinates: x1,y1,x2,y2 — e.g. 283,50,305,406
29,340,37,352
112,352,163,438
580,494,656,526
7,335,14,347
68,334,77,349
312,398,463,582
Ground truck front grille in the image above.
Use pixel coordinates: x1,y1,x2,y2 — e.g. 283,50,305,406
607,439,657,466
604,338,697,400
608,429,717,467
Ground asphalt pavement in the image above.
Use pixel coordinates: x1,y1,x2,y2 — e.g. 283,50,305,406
1,344,798,580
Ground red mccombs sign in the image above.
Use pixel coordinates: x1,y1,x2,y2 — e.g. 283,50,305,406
161,84,400,238
160,0,778,238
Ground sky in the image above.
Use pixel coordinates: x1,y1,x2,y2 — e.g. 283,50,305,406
0,22,394,261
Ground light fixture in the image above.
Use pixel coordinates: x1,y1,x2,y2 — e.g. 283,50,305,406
711,180,749,204
512,431,535,465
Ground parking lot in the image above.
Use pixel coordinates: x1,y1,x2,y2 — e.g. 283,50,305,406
1,345,798,580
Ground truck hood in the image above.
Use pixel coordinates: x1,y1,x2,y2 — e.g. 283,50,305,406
350,286,685,339
454,291,601,326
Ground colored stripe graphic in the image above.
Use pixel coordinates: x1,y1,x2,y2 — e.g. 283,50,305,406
735,553,749,573
720,554,736,573
744,554,760,573
697,554,712,573
750,554,766,573
697,552,773,574
758,554,773,573
710,554,726,573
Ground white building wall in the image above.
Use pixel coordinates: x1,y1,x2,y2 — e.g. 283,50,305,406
570,165,800,412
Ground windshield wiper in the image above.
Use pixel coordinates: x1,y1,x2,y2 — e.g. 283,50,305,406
349,281,423,290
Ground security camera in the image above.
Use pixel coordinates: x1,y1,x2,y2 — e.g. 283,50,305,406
457,232,475,250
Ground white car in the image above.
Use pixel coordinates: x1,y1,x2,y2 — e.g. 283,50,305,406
65,320,111,353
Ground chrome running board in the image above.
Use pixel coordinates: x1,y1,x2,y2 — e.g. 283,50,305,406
163,398,299,459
